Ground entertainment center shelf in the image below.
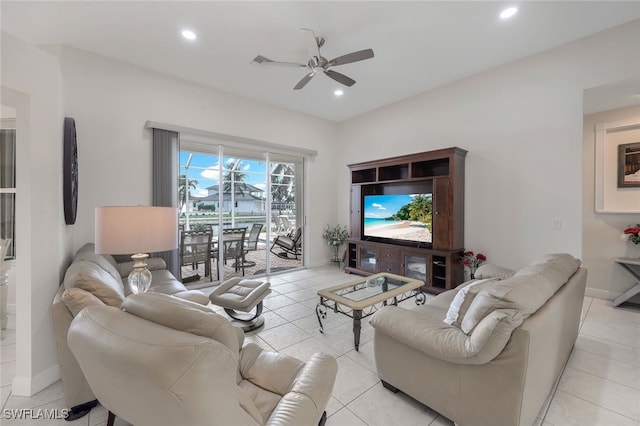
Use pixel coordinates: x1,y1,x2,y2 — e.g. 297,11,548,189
350,155,452,183
346,147,466,293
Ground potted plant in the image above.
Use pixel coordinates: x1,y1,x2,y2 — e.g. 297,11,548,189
322,225,350,263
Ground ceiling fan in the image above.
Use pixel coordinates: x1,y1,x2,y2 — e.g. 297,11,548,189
252,29,374,90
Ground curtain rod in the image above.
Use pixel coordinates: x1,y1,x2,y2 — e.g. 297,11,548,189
145,121,318,158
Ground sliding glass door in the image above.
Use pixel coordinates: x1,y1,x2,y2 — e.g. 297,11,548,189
179,143,303,285
268,155,303,272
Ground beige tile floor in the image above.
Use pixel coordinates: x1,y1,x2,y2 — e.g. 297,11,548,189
1,265,639,425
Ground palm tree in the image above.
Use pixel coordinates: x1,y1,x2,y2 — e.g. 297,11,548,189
271,163,295,214
178,174,198,213
223,159,247,195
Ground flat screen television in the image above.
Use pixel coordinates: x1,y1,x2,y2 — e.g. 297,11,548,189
363,193,433,246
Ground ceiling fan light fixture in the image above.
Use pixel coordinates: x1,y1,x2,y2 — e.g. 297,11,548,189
253,29,374,91
499,7,518,19
181,29,197,40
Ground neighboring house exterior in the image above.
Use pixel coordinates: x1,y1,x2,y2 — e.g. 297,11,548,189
191,183,266,215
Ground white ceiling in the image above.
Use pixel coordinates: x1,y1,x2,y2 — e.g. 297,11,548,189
2,1,640,121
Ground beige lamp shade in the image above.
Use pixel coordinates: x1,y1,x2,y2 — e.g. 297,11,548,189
95,206,178,255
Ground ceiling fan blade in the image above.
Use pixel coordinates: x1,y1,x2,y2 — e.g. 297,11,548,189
329,49,374,66
294,72,315,90
301,28,320,59
252,55,306,68
324,69,356,87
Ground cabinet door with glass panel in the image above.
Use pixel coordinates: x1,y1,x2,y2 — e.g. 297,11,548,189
401,251,430,286
357,245,378,273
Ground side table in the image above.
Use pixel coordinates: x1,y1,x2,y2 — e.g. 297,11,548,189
613,257,640,307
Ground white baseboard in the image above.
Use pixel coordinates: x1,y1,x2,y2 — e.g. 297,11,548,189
12,363,61,397
585,287,615,300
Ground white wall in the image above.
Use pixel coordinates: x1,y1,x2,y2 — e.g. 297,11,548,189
583,105,640,299
338,20,640,272
1,32,68,396
55,46,340,267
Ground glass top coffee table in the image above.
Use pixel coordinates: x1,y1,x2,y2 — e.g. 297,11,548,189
316,273,426,351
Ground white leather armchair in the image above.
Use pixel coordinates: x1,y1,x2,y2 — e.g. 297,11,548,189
68,292,337,426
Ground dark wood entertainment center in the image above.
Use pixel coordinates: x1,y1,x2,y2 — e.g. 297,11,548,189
345,147,467,294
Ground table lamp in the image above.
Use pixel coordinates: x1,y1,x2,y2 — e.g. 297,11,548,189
95,206,178,294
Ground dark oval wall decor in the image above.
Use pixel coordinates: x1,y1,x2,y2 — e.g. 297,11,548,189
63,117,78,225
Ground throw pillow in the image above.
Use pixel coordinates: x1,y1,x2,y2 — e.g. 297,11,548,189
474,263,516,280
443,278,499,327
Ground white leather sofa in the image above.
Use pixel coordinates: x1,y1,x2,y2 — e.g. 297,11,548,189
68,292,338,426
370,253,587,426
52,243,209,419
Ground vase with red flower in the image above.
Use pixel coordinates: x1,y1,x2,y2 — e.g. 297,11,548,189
621,225,640,258
462,250,487,279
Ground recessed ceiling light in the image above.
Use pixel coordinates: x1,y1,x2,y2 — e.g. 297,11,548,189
181,30,197,40
334,89,344,97
499,7,518,19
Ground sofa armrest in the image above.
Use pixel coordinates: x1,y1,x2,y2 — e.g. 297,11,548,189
239,343,305,395
116,257,167,277
52,285,96,409
369,306,523,365
265,352,338,426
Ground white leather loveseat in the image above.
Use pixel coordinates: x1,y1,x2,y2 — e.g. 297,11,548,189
370,253,587,426
68,292,338,426
52,243,209,419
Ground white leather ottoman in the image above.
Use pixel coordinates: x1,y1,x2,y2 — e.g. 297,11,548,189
209,277,271,331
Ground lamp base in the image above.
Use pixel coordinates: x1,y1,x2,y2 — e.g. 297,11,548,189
128,253,152,294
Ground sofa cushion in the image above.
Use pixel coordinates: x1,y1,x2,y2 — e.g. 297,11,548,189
115,257,167,278
370,305,523,365
517,253,582,284
238,342,306,423
147,269,191,295
173,290,211,305
443,278,499,327
62,287,106,317
63,260,126,307
73,243,123,285
460,253,580,334
474,263,516,280
122,292,243,352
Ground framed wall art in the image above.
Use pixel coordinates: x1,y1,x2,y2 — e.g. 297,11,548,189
594,118,640,213
618,142,640,188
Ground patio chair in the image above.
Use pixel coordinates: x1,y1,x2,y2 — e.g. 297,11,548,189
279,215,294,235
272,215,284,234
270,227,302,260
213,227,247,278
245,223,263,252
180,230,212,282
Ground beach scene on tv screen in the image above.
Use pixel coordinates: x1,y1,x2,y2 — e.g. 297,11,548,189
363,194,433,243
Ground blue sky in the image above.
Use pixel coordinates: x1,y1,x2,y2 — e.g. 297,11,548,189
180,152,267,197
